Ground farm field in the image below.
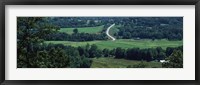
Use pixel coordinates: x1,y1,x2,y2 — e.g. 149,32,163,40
59,25,104,34
45,39,183,50
91,57,162,68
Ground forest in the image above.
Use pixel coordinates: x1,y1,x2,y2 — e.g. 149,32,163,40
17,17,183,68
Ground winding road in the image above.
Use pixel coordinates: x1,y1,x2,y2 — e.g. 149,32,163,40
106,24,116,41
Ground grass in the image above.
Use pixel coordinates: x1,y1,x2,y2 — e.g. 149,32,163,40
45,39,183,50
59,25,104,34
91,57,162,68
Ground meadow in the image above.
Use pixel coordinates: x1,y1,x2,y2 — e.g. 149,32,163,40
59,25,104,34
45,39,183,50
91,57,162,68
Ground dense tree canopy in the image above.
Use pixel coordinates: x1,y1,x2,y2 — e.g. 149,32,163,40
45,17,183,41
162,50,183,68
17,17,92,68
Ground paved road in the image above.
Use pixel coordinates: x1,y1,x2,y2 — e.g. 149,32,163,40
106,24,116,41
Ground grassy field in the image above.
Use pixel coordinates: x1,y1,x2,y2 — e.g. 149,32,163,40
45,39,183,50
59,25,104,34
91,57,162,68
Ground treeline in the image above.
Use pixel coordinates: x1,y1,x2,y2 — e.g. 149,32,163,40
115,24,182,40
48,17,182,28
48,17,104,28
126,49,183,68
18,43,92,68
115,46,182,61
75,44,183,68
43,42,182,62
74,44,183,62
111,17,183,40
44,32,107,41
18,42,183,68
47,17,183,41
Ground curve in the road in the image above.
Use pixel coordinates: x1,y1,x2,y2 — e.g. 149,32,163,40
106,24,116,41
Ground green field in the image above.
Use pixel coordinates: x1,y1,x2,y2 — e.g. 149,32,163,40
45,39,183,50
91,57,162,68
59,25,104,34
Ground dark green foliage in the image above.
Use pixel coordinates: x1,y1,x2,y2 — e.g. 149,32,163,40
116,48,160,61
73,28,78,34
109,48,116,56
126,48,139,60
162,50,183,68
102,48,110,57
17,17,59,68
46,44,92,68
46,17,183,41
17,17,92,68
115,17,183,40
113,46,182,62
76,45,182,63
45,32,107,41
48,17,104,28
18,43,93,68
89,44,102,58
78,46,85,56
115,47,126,59
34,47,69,68
166,46,183,56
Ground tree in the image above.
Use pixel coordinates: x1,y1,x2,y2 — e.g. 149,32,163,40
102,48,110,57
17,17,59,68
89,44,98,58
80,56,92,68
126,48,139,60
115,47,126,59
123,32,131,39
109,48,116,57
166,47,174,56
146,49,153,61
78,46,85,56
152,37,155,41
73,28,78,34
162,50,183,68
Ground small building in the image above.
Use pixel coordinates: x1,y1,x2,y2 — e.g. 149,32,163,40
160,60,169,63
